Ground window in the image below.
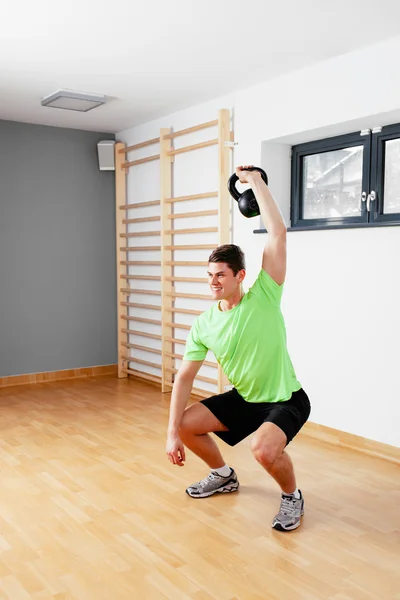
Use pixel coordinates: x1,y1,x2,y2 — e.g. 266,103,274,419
291,123,400,229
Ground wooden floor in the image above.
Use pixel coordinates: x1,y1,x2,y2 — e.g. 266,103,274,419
0,376,399,600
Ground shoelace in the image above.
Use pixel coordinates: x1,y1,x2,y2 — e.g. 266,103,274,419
280,495,297,516
199,472,221,489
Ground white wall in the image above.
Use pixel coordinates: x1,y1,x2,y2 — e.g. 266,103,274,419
118,35,400,447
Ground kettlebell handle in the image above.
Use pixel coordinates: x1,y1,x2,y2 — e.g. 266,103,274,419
227,167,268,202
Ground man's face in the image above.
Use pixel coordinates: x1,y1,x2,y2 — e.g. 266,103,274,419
207,262,245,300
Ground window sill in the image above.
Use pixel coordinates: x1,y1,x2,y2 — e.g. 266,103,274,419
254,221,400,233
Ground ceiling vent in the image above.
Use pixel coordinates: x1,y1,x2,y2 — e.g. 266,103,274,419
41,90,106,112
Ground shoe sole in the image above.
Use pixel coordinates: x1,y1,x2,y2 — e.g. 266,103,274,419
272,520,301,531
272,506,304,531
186,482,239,499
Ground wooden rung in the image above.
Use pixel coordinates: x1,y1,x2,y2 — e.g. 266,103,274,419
163,351,180,362
165,244,216,251
191,386,212,398
124,368,161,384
164,307,202,315
120,231,160,238
122,315,161,326
165,291,211,300
165,192,218,204
122,342,161,355
122,216,160,224
167,139,218,157
165,321,191,330
163,120,218,140
122,154,160,168
165,227,218,235
120,246,161,251
122,355,161,369
163,351,185,360
122,328,162,340
168,209,218,220
121,302,161,310
121,275,161,281
165,261,208,267
119,200,160,210
196,374,219,385
201,360,217,368
163,351,216,368
197,374,218,384
120,261,160,266
119,137,160,153
121,288,161,296
165,277,207,283
164,367,217,385
164,336,186,345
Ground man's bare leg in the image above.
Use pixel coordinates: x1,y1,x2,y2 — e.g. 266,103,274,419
250,422,304,531
179,403,228,469
180,403,239,498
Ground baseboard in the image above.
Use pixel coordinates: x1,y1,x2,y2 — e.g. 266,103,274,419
0,364,118,388
302,421,400,465
124,369,162,388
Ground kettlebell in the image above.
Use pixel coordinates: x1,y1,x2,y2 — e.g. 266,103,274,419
227,167,268,218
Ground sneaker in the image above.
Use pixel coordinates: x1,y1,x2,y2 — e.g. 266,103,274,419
186,468,239,498
271,490,304,531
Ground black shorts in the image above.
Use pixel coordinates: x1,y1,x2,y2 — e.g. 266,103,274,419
200,387,311,447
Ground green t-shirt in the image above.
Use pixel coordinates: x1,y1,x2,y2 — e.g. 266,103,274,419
183,269,301,403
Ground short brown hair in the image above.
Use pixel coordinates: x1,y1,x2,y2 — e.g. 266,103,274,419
208,244,246,275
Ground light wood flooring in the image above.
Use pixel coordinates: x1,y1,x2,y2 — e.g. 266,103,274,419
0,376,399,600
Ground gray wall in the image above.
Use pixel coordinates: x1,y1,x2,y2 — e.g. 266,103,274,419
0,120,116,377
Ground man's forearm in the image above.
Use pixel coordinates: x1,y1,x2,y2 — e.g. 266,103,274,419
250,175,287,236
167,376,193,436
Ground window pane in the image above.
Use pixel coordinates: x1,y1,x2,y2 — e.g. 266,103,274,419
302,146,363,219
383,138,400,214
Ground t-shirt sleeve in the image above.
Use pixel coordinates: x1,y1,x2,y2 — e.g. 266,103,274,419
183,317,208,361
248,269,284,306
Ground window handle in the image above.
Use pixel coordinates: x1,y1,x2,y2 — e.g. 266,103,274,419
359,191,367,211
367,190,376,212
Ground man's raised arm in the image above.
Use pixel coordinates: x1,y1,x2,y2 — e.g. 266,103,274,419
236,166,287,285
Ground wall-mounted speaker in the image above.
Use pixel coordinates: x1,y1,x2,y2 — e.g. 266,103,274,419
97,140,115,171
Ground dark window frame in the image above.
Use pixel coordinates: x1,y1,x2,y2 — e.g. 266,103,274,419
290,125,400,230
370,123,400,224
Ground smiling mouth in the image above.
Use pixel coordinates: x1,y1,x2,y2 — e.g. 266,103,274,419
211,287,222,291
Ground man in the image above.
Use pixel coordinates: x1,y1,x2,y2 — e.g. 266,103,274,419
165,165,311,531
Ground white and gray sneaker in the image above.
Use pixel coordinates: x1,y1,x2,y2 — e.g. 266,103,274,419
186,468,239,498
272,490,304,531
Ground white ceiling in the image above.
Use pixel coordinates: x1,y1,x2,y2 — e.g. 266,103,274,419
1,0,400,134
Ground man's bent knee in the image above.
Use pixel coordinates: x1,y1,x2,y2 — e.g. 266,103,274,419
250,423,287,470
250,437,279,470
